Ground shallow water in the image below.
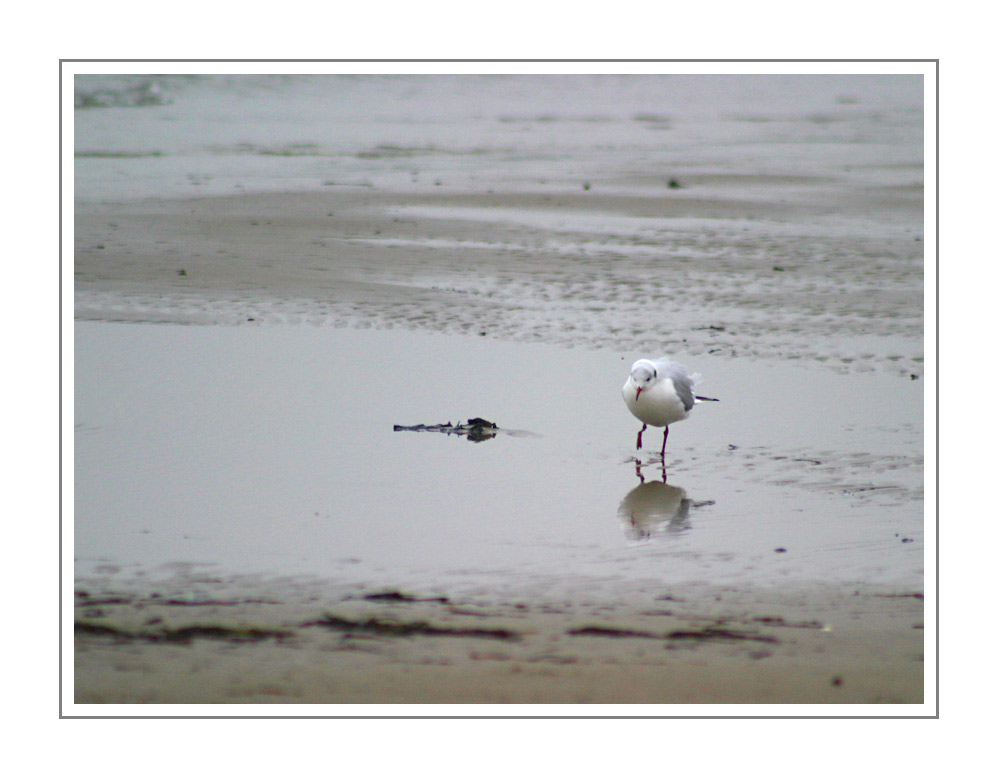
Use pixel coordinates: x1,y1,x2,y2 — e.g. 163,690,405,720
74,321,922,599
73,74,923,203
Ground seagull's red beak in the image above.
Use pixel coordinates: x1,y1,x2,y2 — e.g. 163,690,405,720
635,387,642,400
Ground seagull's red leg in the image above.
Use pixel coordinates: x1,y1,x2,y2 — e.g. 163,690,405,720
660,426,670,459
636,423,646,450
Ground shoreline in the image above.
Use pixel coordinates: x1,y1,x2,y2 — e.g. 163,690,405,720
74,577,923,706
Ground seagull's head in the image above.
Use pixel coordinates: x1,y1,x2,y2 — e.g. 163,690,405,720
628,360,659,400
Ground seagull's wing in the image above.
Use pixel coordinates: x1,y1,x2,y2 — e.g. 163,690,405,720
661,361,697,412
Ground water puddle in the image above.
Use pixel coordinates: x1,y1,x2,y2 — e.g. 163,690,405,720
73,321,923,598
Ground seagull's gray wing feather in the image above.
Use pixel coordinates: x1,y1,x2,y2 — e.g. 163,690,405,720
660,361,696,412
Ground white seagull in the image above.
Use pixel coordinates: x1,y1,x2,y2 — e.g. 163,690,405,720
622,357,719,459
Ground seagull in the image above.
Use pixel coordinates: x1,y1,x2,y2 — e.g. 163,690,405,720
622,357,718,459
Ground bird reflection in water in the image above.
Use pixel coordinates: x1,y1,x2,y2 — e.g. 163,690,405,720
618,464,715,541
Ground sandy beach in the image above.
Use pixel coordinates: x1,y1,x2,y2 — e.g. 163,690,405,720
75,578,922,706
71,74,926,712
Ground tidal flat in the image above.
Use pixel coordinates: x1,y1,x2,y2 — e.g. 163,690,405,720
72,74,926,710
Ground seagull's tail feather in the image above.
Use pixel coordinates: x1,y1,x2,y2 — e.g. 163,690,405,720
688,372,718,402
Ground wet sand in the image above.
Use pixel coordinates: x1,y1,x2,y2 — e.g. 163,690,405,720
74,577,923,706
72,182,925,710
75,186,922,378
